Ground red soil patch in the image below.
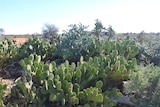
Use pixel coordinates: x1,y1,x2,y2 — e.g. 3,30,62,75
9,37,29,45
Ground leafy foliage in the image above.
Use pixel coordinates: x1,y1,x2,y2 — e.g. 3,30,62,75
1,20,159,107
56,22,138,65
107,25,115,41
92,19,105,39
124,64,160,107
5,36,138,106
56,23,96,62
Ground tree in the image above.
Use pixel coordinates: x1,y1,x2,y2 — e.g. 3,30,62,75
0,28,5,36
42,23,59,44
107,25,115,41
92,19,106,39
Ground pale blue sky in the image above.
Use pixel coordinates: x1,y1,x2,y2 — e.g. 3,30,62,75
0,0,160,34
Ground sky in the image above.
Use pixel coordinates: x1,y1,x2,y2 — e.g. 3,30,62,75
0,0,160,34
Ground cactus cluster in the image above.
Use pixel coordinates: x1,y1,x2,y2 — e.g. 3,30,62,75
18,38,56,62
0,34,139,107
6,47,137,106
0,38,18,67
57,29,139,64
102,36,139,59
0,37,56,67
1,21,160,107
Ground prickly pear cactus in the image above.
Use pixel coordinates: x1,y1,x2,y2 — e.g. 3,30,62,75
6,36,138,106
6,54,126,106
18,38,56,62
0,38,18,67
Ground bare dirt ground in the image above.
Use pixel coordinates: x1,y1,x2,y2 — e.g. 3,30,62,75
9,37,29,45
0,70,15,96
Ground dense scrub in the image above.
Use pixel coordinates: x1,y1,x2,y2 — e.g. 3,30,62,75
124,64,160,107
0,22,160,107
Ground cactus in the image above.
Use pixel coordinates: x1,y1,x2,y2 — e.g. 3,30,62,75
0,38,18,67
18,37,56,62
7,37,138,106
96,80,103,88
0,84,6,107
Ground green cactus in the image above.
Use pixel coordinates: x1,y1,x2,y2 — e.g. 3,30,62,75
55,80,62,90
49,93,56,102
96,80,103,88
8,38,138,106
0,38,18,67
40,87,48,95
0,84,6,107
75,69,82,78
95,94,103,103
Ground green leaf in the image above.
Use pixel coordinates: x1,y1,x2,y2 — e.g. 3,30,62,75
61,98,66,105
95,94,103,103
49,93,57,102
40,72,48,80
29,54,34,61
80,56,84,64
19,59,26,67
75,69,82,78
51,61,56,70
48,73,54,80
131,58,137,66
96,80,103,88
45,80,48,90
79,92,85,99
40,87,48,95
27,65,32,72
49,63,52,72
44,65,49,71
70,96,79,105
29,45,33,50
35,55,41,63
65,73,72,81
55,81,61,90
74,83,80,93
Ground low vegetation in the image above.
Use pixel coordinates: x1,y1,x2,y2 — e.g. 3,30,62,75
0,20,160,107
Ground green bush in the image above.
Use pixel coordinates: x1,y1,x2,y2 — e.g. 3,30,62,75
56,24,139,64
0,22,141,107
124,64,160,107
56,23,102,62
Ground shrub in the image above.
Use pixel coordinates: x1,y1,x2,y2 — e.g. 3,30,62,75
56,23,98,62
5,38,138,106
124,64,160,107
